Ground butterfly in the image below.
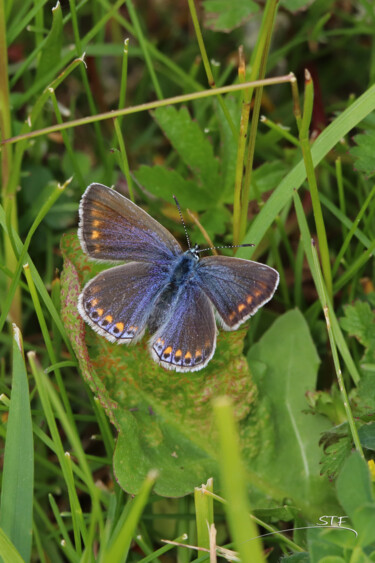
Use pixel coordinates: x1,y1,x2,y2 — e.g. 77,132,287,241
77,183,279,372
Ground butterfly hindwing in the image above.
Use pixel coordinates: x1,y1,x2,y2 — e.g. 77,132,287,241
78,262,169,343
196,255,279,330
150,283,217,372
78,183,182,262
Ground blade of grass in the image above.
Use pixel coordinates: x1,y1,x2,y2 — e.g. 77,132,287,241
310,240,364,456
0,528,24,563
0,325,33,562
293,190,360,385
213,396,265,563
194,478,214,553
126,0,163,100
187,0,236,139
27,351,86,555
238,82,375,258
0,180,67,334
239,0,279,242
68,0,112,183
332,184,375,277
113,117,134,201
296,69,332,300
0,0,21,326
101,470,158,563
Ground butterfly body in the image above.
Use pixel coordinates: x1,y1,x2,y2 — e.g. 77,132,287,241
78,183,279,372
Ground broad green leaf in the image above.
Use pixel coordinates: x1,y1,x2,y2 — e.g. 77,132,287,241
336,452,375,547
35,2,63,85
247,310,333,515
153,106,220,194
358,423,375,451
203,0,259,32
252,160,289,197
350,130,375,178
0,326,33,562
307,527,350,562
133,165,207,210
60,233,257,496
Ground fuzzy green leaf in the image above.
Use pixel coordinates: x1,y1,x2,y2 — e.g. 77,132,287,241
340,301,375,369
203,0,259,32
60,233,258,496
133,165,207,210
152,106,220,195
319,435,352,480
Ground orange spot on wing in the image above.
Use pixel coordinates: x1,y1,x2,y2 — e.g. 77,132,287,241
91,230,100,239
184,351,192,360
238,303,246,312
105,315,113,323
115,322,124,332
96,308,103,317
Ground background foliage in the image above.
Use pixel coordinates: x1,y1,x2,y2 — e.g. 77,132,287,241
1,0,375,561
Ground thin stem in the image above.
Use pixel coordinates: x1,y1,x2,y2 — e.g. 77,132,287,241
2,74,295,146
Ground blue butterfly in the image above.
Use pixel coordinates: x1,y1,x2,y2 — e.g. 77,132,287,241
78,183,279,372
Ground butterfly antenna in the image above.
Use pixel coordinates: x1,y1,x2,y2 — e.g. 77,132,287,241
173,195,191,250
196,243,255,254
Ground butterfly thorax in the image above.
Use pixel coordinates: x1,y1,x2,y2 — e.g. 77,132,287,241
147,250,199,334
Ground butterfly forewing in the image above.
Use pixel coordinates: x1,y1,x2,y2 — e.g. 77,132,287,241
78,262,170,343
150,283,217,372
197,255,279,330
79,183,182,262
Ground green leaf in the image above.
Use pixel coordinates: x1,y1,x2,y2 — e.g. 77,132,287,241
340,301,375,369
203,0,259,32
252,160,289,197
336,452,375,547
60,233,257,496
153,106,220,195
350,130,375,178
281,0,317,11
247,310,333,514
0,326,34,562
358,423,375,451
319,435,352,480
133,164,207,210
35,2,63,85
